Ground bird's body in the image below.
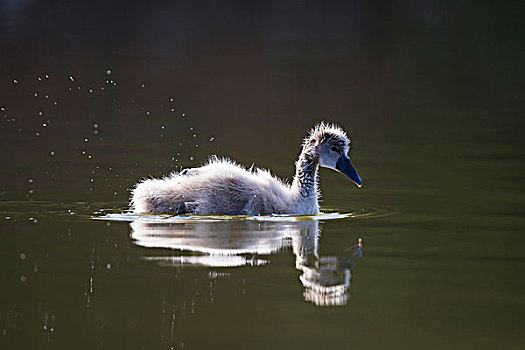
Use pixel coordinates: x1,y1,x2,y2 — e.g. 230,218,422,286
132,158,305,215
131,123,362,215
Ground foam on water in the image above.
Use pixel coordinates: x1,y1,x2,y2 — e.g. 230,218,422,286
94,207,391,223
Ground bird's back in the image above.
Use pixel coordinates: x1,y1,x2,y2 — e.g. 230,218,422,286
132,158,294,215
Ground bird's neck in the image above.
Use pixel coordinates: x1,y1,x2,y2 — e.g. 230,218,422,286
292,150,319,201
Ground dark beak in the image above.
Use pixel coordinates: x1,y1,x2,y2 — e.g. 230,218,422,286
335,155,362,187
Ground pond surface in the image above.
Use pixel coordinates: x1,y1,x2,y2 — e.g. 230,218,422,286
1,2,524,349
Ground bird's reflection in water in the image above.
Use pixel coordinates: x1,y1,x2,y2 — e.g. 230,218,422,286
130,219,362,306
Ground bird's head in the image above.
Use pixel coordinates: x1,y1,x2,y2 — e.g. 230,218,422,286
304,122,362,187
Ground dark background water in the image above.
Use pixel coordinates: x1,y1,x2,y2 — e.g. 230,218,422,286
1,1,524,349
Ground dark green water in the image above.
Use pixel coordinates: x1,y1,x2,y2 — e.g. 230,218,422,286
1,1,524,349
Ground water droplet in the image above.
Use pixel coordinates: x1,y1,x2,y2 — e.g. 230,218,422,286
13,79,18,84
84,138,89,142
141,84,145,88
45,74,49,79
89,89,93,93
106,263,111,270
189,156,194,161
93,123,99,128
146,111,150,116
38,111,43,116
5,216,11,220
38,77,42,81
20,253,27,260
36,132,40,136
169,98,174,102
182,113,186,117
28,178,33,183
20,275,27,283
50,151,55,156
34,92,38,97
209,137,215,142
106,69,112,75
69,75,74,81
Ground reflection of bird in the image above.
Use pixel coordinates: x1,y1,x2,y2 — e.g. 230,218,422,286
297,239,363,307
131,218,363,306
292,223,363,306
131,123,362,215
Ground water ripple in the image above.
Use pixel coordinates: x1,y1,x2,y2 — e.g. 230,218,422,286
0,200,396,223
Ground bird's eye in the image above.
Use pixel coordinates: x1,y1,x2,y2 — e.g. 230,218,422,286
331,146,338,152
